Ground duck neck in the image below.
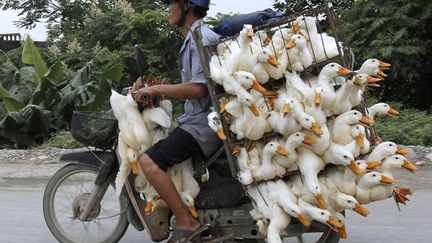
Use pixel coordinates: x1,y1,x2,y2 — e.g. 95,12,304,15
262,150,274,165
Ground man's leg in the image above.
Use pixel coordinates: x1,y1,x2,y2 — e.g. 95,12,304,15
139,153,200,232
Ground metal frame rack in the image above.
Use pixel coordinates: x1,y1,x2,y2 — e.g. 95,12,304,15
194,4,363,180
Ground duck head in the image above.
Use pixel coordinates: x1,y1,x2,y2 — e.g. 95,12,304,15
334,193,369,217
255,30,271,46
304,206,343,229
358,171,395,188
359,58,391,79
236,89,260,117
297,113,323,136
180,192,198,218
371,141,411,158
313,87,324,105
207,112,227,140
288,132,317,146
256,48,279,67
286,34,308,49
382,155,417,173
353,73,382,86
295,16,317,32
283,202,311,227
369,103,400,117
240,24,254,42
339,110,375,126
264,141,289,157
351,125,366,150
319,63,352,81
237,170,254,185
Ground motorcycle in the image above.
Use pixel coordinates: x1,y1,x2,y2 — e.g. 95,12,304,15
42,120,340,243
43,4,348,242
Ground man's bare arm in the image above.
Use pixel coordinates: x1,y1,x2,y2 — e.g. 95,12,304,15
138,82,207,100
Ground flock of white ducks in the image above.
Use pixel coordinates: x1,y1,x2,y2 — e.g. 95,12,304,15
207,16,418,242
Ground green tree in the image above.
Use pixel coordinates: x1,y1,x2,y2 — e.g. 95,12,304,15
273,0,353,14
341,0,432,109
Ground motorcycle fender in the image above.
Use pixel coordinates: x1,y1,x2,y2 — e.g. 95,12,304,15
59,151,116,168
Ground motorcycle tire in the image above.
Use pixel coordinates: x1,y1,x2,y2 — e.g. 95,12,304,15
43,163,129,243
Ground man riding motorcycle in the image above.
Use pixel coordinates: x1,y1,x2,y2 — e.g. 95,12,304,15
133,0,221,242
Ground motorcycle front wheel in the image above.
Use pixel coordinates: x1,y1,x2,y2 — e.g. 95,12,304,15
43,163,129,243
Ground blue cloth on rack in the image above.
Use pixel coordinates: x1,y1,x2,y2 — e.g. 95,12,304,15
214,8,283,37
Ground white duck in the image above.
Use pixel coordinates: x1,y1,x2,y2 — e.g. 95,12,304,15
321,160,369,196
295,16,325,62
266,202,291,243
110,90,151,153
283,96,323,136
180,163,200,217
367,103,400,120
141,106,172,145
247,184,272,223
297,198,343,229
225,24,256,73
304,87,327,127
323,143,363,176
284,71,314,103
231,100,269,140
366,141,411,163
253,142,289,181
273,132,316,170
315,63,352,114
331,110,374,145
207,111,227,140
369,155,417,202
267,180,311,227
252,48,282,83
344,124,368,157
357,58,392,80
331,74,357,115
327,190,369,217
116,134,139,194
267,98,302,136
355,171,395,204
251,30,271,53
348,74,382,107
303,124,331,155
286,34,313,72
294,147,327,209
236,147,254,185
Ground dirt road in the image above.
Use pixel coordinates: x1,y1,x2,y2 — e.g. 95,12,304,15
0,147,430,242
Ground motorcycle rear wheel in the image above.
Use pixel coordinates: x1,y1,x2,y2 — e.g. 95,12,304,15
43,163,129,243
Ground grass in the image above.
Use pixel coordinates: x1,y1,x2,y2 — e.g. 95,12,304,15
36,130,84,149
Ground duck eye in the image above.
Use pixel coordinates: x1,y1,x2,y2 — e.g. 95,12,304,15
296,134,299,136
354,112,358,115
344,155,348,159
321,212,325,215
306,118,309,121
395,157,399,160
357,162,360,165
347,200,352,203
389,144,393,146
373,174,376,177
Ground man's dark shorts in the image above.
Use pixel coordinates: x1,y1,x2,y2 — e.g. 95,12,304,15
145,127,203,171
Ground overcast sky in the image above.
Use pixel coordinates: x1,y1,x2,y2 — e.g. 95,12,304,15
0,0,275,41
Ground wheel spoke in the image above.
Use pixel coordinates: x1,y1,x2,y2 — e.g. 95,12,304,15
44,165,127,243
